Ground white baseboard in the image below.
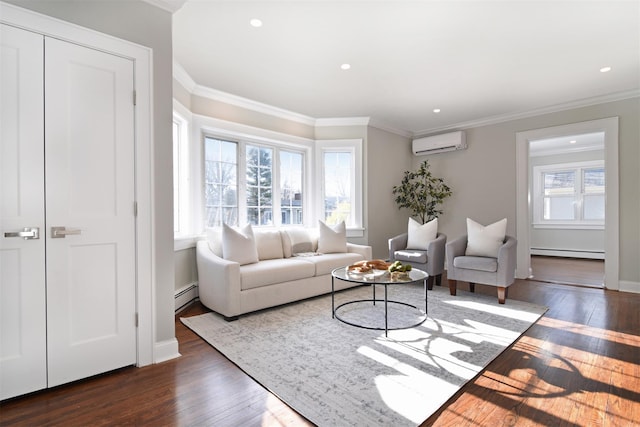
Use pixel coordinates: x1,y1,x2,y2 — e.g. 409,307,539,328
154,338,180,363
530,248,605,260
175,282,198,313
619,280,640,294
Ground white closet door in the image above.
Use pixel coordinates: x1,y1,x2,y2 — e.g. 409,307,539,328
44,37,137,387
0,24,47,401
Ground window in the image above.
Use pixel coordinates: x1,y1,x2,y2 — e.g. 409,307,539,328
533,161,605,228
280,151,304,225
246,145,273,225
173,112,190,237
201,132,306,230
323,151,353,225
204,136,238,227
316,139,363,236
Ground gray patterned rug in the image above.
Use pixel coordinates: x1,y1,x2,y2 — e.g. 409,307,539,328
181,283,547,426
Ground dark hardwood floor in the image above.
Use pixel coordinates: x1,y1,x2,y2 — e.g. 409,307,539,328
1,265,638,426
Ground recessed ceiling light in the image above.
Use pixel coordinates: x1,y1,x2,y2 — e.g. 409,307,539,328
250,18,263,28
433,108,441,113
340,63,351,70
600,66,612,73
569,140,577,144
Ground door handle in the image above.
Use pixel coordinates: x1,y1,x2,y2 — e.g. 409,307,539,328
4,227,40,240
51,226,82,238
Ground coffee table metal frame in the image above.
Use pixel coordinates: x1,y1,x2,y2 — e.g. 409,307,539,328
331,266,428,337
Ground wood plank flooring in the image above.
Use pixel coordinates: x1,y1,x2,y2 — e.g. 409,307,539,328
530,256,605,288
1,267,638,426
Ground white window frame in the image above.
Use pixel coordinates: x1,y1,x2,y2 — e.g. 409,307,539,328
532,160,605,230
315,139,363,237
173,102,193,247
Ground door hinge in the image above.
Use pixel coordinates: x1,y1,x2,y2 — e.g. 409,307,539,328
133,90,137,106
135,313,139,327
134,201,138,217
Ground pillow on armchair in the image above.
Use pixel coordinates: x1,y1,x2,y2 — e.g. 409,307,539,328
407,217,438,250
465,218,507,258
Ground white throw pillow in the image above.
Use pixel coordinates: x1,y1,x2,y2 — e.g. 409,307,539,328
465,218,507,258
254,230,284,260
317,220,347,254
406,217,438,250
222,223,259,265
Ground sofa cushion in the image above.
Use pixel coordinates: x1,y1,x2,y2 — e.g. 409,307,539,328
240,258,316,290
453,255,498,273
394,249,428,264
407,217,437,250
281,228,316,257
297,252,364,276
254,229,284,260
222,223,259,265
317,220,347,253
465,218,507,258
205,227,222,257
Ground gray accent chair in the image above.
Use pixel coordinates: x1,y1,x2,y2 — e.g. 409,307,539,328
446,235,517,304
388,232,446,289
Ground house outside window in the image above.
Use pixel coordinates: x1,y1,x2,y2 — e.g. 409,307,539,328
533,160,605,229
280,150,304,225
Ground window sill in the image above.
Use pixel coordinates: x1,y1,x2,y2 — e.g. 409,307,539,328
532,223,604,231
174,235,200,251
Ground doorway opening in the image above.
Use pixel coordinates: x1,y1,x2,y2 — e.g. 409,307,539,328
527,132,606,288
515,117,619,290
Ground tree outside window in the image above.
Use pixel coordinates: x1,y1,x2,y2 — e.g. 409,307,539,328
246,145,273,226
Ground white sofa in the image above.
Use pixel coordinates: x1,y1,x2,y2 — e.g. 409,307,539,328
196,226,372,320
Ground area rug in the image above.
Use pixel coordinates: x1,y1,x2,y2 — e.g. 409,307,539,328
181,283,547,426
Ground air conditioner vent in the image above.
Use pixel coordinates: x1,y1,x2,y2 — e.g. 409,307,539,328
412,131,467,155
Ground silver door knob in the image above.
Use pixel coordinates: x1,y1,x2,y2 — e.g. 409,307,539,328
3,227,40,240
51,226,82,238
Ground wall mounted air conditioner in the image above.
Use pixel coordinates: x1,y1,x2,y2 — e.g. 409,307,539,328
412,131,467,155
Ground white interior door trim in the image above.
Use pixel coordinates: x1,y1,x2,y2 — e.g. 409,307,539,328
0,2,155,365
515,117,619,290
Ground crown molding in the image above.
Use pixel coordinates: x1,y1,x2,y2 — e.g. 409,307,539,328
141,0,187,13
415,89,640,136
174,61,639,139
315,117,371,127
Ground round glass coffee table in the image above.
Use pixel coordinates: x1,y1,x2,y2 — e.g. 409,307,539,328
331,266,428,337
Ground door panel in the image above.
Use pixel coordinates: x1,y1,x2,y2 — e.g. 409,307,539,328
0,24,47,400
44,37,136,387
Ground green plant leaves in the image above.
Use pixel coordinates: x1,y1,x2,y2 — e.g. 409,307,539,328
392,160,452,224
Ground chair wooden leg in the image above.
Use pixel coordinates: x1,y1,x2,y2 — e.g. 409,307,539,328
435,274,442,287
427,275,435,290
448,279,457,296
469,283,475,293
497,286,507,304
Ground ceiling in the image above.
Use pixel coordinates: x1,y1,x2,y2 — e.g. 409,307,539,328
172,1,639,136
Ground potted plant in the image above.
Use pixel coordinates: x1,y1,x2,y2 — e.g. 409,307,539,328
392,160,452,223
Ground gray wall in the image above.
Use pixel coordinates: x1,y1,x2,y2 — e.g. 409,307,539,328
6,0,177,342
